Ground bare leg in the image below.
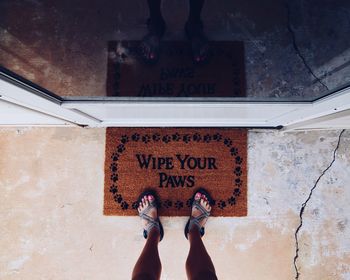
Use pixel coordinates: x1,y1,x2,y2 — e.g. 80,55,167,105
185,194,217,280
140,0,166,62
188,0,205,23
186,0,209,63
132,195,162,280
147,0,162,22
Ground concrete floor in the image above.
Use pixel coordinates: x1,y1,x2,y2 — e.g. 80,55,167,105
1,127,349,279
1,0,350,99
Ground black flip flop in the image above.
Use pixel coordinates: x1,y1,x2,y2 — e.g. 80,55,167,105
139,18,166,64
137,189,164,241
184,187,214,239
185,21,211,65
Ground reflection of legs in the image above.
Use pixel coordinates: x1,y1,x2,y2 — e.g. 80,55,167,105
188,0,205,23
147,0,204,25
186,228,217,280
147,0,163,22
186,0,209,63
141,0,166,62
185,192,217,280
132,229,161,280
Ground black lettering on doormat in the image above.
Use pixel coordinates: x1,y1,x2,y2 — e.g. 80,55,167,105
106,130,246,215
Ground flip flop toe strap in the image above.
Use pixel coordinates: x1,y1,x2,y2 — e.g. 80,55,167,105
139,202,161,238
139,201,156,216
140,213,160,237
188,201,210,234
193,200,211,216
189,213,208,231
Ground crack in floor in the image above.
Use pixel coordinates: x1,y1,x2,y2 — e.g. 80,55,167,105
293,129,345,279
285,4,329,91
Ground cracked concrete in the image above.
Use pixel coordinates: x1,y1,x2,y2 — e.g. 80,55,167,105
1,128,349,279
285,3,329,92
293,129,345,279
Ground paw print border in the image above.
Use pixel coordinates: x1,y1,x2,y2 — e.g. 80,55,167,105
109,131,244,211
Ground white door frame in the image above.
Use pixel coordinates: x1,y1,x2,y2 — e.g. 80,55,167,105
1,70,350,129
0,72,101,126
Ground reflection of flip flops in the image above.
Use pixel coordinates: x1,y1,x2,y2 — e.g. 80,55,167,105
185,21,210,65
184,188,214,239
139,18,166,64
137,189,164,241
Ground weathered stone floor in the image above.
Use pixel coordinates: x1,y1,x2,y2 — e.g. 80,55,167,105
1,128,349,279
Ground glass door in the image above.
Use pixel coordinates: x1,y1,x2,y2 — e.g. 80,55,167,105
1,0,350,128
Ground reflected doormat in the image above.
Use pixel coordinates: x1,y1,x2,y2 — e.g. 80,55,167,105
104,128,247,217
107,41,245,97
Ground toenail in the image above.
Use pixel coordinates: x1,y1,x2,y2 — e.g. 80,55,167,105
148,195,154,201
195,193,201,199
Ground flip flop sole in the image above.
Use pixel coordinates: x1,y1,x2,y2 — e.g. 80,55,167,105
184,187,214,239
137,189,164,241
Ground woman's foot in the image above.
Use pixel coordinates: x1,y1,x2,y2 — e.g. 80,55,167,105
138,194,163,241
185,20,210,64
140,18,166,64
185,190,212,239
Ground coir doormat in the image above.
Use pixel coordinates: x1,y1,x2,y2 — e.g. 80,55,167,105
104,128,247,217
107,41,245,97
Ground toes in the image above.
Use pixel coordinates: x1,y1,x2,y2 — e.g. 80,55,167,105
206,201,211,210
194,192,212,211
138,194,157,215
138,200,144,212
199,197,211,211
143,195,149,206
141,197,147,208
